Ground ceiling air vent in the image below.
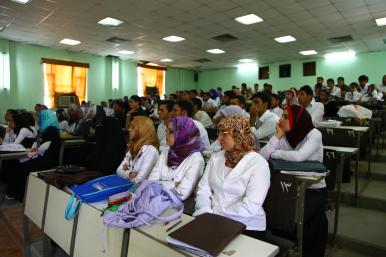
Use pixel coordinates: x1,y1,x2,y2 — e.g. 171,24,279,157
106,36,129,44
195,58,211,63
212,34,239,43
328,35,353,43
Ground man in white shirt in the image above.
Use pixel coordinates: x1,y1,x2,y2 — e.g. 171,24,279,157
326,78,341,99
202,92,218,114
358,75,369,95
172,100,212,157
157,100,174,152
249,92,280,140
361,84,383,102
298,85,324,124
191,98,214,128
271,94,283,117
213,90,236,123
230,95,250,121
345,82,362,103
378,75,386,99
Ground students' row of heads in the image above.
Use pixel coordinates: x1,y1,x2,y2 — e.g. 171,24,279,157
4,109,36,133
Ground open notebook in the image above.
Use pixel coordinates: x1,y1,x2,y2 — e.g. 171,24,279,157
167,213,246,257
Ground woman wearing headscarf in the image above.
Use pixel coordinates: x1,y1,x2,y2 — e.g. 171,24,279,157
67,106,82,134
76,105,106,141
260,105,327,257
117,116,159,183
194,115,270,240
148,116,204,201
5,109,61,201
209,88,221,107
281,89,298,109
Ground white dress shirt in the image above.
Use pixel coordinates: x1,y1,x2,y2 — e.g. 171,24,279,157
260,128,326,189
251,110,280,140
194,151,270,231
360,90,383,102
330,86,341,98
305,98,324,124
58,120,70,132
3,127,37,145
194,110,214,128
157,121,168,152
148,150,204,200
116,145,159,183
203,98,218,110
344,91,361,102
271,107,283,118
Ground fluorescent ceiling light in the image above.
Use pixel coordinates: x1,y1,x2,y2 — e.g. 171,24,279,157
11,0,30,4
118,50,134,55
238,59,254,63
274,35,296,43
325,50,356,61
300,50,318,55
206,49,225,54
59,38,81,46
160,59,173,62
234,14,263,25
147,63,160,66
162,35,185,42
375,17,386,26
98,17,124,26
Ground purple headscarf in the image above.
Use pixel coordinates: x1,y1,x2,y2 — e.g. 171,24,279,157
209,89,219,100
167,116,203,167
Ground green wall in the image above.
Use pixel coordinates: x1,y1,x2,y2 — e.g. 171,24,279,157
0,38,195,119
196,50,386,92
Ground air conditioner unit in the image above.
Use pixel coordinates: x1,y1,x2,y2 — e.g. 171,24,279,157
58,95,76,107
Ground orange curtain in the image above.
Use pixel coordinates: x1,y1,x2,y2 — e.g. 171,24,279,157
140,67,164,96
44,63,87,107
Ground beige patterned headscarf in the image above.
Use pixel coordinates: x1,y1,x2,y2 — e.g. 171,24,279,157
217,115,256,168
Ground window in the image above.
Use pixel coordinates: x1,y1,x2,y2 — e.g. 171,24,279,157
0,52,10,90
137,64,165,97
42,58,89,108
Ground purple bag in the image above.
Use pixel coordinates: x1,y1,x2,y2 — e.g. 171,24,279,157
103,180,184,228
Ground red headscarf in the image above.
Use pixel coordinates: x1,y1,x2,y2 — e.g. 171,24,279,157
285,105,314,149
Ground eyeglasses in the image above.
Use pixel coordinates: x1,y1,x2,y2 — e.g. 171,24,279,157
217,130,230,137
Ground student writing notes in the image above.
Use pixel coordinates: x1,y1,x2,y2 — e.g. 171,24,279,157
116,116,159,183
194,115,270,241
148,116,204,201
260,105,327,257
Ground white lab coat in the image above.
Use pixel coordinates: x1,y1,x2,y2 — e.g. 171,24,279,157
148,150,204,201
194,151,270,231
116,145,159,183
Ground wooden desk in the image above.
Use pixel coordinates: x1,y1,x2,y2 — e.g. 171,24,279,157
23,172,279,257
323,146,359,243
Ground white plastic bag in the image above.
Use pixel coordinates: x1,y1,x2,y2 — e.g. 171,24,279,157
338,105,372,119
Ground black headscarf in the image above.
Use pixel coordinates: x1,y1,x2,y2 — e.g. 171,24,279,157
286,105,314,149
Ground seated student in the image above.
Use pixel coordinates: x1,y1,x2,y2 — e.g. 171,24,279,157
298,85,324,124
0,111,37,148
337,77,349,97
230,95,250,120
117,116,159,183
172,100,211,156
271,94,283,117
318,89,339,118
77,105,106,141
157,100,173,152
67,107,82,133
210,88,221,107
113,100,127,128
191,98,214,129
194,115,270,240
249,92,279,140
126,95,148,123
260,105,327,257
281,89,298,109
360,84,383,102
213,90,236,123
379,75,386,99
56,108,70,132
326,78,341,99
5,109,61,201
148,116,204,201
344,82,361,103
358,75,369,95
202,91,218,114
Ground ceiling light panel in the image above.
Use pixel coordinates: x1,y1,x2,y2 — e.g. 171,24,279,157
98,17,124,26
118,50,134,55
274,35,296,43
234,14,263,25
299,50,317,55
59,38,81,46
206,49,225,54
375,17,386,26
162,35,185,42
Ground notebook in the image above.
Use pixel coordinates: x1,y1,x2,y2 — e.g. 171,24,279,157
167,213,246,257
270,160,327,176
